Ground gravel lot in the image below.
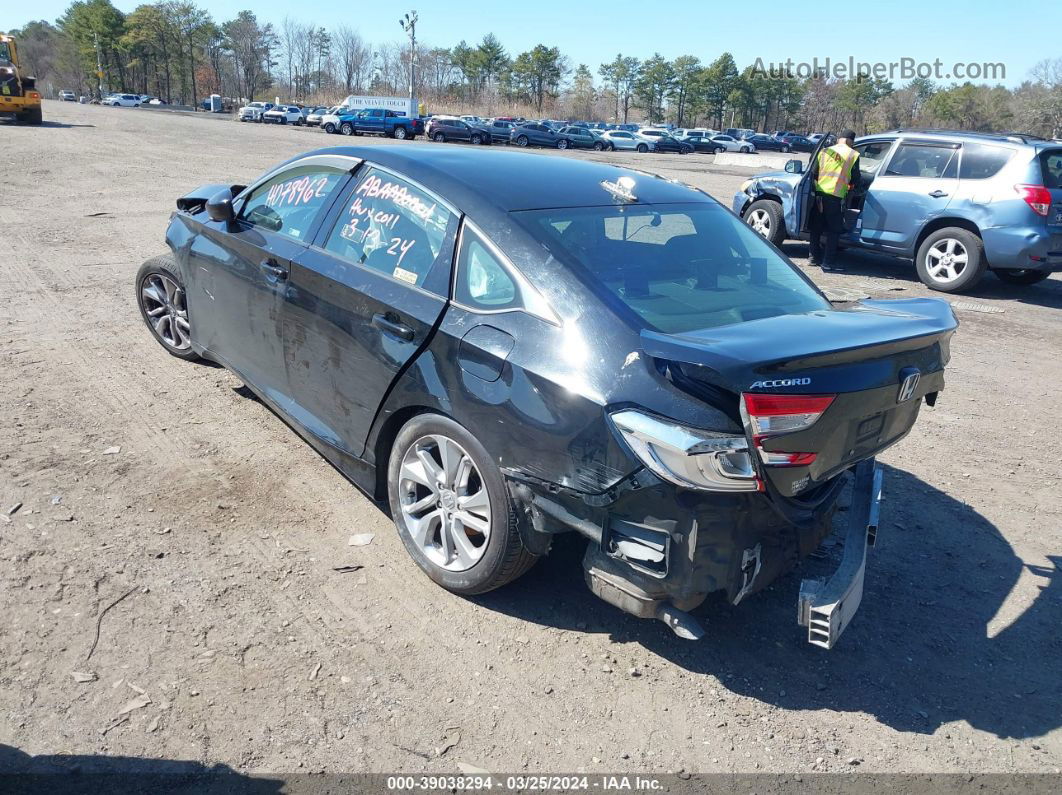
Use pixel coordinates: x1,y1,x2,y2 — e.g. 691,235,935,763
2,101,1060,779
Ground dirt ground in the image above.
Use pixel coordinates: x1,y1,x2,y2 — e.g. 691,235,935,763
1,101,1060,780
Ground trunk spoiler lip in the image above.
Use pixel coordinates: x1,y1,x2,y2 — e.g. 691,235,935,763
640,298,958,384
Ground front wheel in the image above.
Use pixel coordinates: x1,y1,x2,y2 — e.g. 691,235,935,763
324,122,335,134
388,414,538,595
135,256,199,361
781,145,791,153
470,133,482,145
516,135,529,147
993,268,1051,286
740,146,751,153
743,199,786,246
340,122,354,136
915,227,986,292
636,143,648,153
593,141,604,151
714,146,724,155
394,126,408,140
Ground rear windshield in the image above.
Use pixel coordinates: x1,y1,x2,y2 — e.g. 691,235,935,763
512,202,828,334
1040,149,1062,189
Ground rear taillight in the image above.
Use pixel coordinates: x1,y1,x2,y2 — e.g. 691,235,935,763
741,393,836,468
1015,184,1052,217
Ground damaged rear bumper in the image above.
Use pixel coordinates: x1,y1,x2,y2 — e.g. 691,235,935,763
510,458,882,648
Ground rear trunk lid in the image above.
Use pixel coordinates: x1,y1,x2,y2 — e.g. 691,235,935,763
642,297,957,499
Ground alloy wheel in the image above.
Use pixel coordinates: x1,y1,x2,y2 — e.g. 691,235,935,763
398,434,491,572
394,127,407,139
140,272,191,351
925,238,969,284
747,208,772,238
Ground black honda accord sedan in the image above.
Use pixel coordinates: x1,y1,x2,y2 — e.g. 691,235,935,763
137,146,957,646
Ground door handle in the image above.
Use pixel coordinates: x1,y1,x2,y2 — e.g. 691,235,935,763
928,189,949,198
259,259,288,280
372,313,415,341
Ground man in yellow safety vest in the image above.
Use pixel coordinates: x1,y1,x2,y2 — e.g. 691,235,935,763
808,129,860,272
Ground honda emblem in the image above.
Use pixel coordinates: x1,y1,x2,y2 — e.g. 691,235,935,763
897,369,920,403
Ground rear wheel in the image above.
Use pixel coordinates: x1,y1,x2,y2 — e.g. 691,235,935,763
135,256,199,361
916,227,986,292
993,268,1051,286
388,414,538,595
394,126,408,140
17,107,43,125
743,199,786,246
557,138,569,150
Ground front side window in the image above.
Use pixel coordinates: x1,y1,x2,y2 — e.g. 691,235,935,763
513,202,828,334
884,143,958,179
322,167,457,295
240,166,347,242
855,140,895,174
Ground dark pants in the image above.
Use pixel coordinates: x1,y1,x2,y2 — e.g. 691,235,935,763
808,193,844,265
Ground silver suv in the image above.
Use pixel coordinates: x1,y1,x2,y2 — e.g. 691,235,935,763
733,130,1062,291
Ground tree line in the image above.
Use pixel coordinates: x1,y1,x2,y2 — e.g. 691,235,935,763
10,0,1062,138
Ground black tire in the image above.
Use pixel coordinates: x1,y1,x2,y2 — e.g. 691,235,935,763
516,135,529,147
557,138,569,150
743,199,787,247
340,122,354,136
993,269,1051,286
323,122,335,134
394,126,408,140
915,227,987,292
135,255,200,362
433,132,446,143
740,146,751,153
636,143,648,153
387,413,538,595
593,141,604,151
607,143,615,151
470,133,482,145
17,107,43,125
714,146,724,155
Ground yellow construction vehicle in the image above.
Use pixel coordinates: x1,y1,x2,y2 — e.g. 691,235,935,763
0,33,43,125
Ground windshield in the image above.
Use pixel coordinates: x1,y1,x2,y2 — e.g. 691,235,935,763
512,202,828,334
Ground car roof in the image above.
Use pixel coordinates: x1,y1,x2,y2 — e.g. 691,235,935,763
877,128,1054,147
280,146,713,212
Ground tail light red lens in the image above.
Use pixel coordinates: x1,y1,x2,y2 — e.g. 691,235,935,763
1015,184,1052,217
741,393,836,468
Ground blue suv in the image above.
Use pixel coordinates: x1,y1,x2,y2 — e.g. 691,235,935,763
733,130,1062,291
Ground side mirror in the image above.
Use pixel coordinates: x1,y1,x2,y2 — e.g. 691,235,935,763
785,159,804,175
206,188,235,223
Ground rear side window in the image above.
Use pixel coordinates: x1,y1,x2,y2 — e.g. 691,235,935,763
322,167,457,295
240,166,347,242
959,144,1013,179
885,143,958,178
455,228,518,309
1038,150,1062,189
514,203,828,334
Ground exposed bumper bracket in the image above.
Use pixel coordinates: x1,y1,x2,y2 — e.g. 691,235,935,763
797,458,882,649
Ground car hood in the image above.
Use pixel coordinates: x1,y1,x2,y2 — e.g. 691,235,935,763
744,170,801,189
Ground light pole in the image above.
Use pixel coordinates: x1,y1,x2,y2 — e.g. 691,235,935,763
398,11,417,102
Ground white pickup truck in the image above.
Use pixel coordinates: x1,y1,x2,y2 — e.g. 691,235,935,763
237,101,274,122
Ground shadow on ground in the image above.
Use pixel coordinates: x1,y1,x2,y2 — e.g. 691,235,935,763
0,744,283,794
779,242,1062,311
476,464,1061,740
